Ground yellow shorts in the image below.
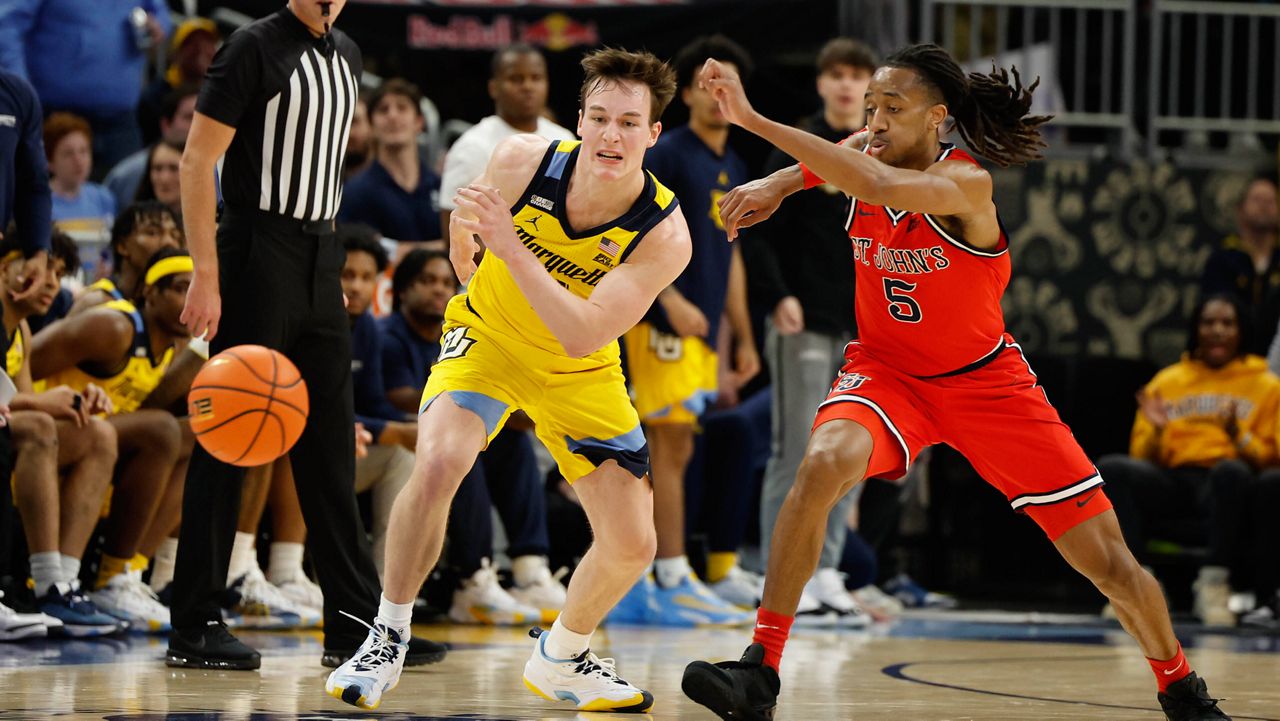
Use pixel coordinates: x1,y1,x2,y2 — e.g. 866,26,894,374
622,322,719,426
420,320,647,483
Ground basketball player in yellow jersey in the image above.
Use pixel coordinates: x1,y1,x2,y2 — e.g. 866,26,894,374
327,48,692,713
28,248,193,632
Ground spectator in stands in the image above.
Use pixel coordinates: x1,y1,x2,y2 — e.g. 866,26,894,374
612,35,757,628
134,139,184,216
0,0,172,172
339,225,422,576
1096,293,1278,627
339,80,442,244
0,68,51,301
437,44,574,234
743,37,879,624
30,248,195,632
2,230,122,637
1203,176,1280,353
45,113,115,242
70,201,182,315
106,85,199,212
138,18,218,144
381,248,566,622
342,94,372,182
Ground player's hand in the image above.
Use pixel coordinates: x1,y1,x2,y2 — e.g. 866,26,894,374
1135,389,1169,430
699,58,756,129
452,185,519,266
732,337,761,387
718,177,786,241
181,271,221,342
82,384,113,416
772,296,805,335
9,250,47,303
661,292,709,338
448,215,481,284
39,385,91,427
0,403,9,429
354,422,372,459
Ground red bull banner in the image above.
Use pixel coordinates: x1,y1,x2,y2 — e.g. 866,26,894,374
406,12,601,50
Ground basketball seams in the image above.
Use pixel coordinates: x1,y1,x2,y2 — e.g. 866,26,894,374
231,348,279,465
221,348,305,389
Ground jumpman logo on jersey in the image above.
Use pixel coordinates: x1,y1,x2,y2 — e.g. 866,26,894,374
525,215,543,232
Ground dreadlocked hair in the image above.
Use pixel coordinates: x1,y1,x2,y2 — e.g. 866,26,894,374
884,43,1052,167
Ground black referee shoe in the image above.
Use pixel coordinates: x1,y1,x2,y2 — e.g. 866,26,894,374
166,621,261,670
321,635,448,668
682,643,780,721
1158,673,1231,720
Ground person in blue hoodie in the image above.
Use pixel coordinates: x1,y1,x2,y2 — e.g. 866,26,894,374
0,0,172,173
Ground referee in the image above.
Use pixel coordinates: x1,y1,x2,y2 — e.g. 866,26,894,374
166,0,444,670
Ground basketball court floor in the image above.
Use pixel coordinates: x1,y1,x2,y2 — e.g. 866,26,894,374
3,612,1278,720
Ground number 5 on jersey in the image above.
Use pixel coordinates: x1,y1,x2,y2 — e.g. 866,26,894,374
883,278,922,323
438,327,477,361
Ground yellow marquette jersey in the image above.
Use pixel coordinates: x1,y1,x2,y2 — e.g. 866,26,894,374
42,299,174,415
4,325,24,378
450,139,678,362
85,277,125,301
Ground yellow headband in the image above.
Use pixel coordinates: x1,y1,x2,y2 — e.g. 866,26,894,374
1,250,23,265
145,255,194,286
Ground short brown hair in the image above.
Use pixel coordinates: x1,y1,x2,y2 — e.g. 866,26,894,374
817,38,878,75
368,78,424,119
43,112,92,162
580,48,676,125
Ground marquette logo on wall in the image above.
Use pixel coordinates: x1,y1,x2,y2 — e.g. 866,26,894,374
406,12,603,51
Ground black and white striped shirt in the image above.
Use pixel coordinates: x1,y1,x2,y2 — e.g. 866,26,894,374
196,6,361,222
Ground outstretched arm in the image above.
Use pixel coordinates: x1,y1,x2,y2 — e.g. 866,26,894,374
701,58,990,218
28,310,134,380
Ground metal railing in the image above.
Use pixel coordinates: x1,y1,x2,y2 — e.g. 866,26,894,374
1146,0,1280,156
919,0,1138,148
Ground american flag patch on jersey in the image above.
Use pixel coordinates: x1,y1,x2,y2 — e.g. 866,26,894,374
598,237,621,255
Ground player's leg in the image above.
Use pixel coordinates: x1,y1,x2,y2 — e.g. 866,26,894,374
945,348,1230,720
94,410,181,631
54,417,117,569
136,418,192,559
1054,513,1228,718
326,392,490,709
521,460,658,713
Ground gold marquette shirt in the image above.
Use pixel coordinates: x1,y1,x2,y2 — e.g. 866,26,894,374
42,299,174,415
450,139,678,361
5,326,23,379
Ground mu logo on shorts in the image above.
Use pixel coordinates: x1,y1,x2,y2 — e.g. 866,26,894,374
835,372,870,392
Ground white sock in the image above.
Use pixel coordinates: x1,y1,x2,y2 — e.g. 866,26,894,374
543,617,591,660
150,538,178,592
376,594,413,637
512,555,549,588
227,531,256,587
267,542,306,585
654,555,692,590
30,552,64,596
59,554,80,588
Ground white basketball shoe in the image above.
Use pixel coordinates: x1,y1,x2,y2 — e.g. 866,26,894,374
522,627,654,713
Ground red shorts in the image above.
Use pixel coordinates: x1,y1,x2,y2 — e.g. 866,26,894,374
814,335,1110,541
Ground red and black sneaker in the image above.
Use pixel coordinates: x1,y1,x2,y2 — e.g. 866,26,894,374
1158,672,1231,720
682,643,780,721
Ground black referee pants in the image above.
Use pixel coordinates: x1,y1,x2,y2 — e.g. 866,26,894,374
171,208,380,650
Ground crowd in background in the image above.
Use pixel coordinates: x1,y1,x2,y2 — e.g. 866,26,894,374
0,1,1278,643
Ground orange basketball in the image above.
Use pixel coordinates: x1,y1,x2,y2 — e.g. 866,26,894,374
188,345,309,467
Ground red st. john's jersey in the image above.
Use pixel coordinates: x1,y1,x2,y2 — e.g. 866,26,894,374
834,143,1011,377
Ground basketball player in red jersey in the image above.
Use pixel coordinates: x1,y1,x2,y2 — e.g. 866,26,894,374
681,44,1230,721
